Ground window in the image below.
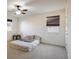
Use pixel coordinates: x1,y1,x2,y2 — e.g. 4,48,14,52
46,15,60,32
7,19,12,31
47,26,59,32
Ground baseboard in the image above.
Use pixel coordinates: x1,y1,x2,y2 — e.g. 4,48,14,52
41,42,65,48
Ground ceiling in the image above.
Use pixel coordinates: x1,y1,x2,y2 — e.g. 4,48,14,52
7,0,66,16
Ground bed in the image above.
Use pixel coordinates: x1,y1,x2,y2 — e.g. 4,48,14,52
8,35,41,51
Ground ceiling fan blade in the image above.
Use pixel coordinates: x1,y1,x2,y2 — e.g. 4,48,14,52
22,9,28,11
22,12,26,14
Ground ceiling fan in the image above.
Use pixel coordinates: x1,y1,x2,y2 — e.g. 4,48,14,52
15,5,28,15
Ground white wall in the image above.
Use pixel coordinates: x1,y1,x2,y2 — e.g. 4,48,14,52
19,9,66,46
7,12,19,40
65,0,71,59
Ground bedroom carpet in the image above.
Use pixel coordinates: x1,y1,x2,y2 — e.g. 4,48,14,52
7,44,68,59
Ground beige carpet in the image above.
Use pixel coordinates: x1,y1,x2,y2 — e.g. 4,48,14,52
7,44,68,59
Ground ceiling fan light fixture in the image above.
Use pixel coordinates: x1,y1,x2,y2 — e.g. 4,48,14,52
16,10,21,15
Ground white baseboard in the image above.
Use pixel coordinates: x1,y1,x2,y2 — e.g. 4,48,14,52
41,42,65,48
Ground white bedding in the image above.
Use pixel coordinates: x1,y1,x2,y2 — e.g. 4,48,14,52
10,40,40,51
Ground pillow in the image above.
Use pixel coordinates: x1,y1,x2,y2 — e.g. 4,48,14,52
21,35,34,42
34,35,41,40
